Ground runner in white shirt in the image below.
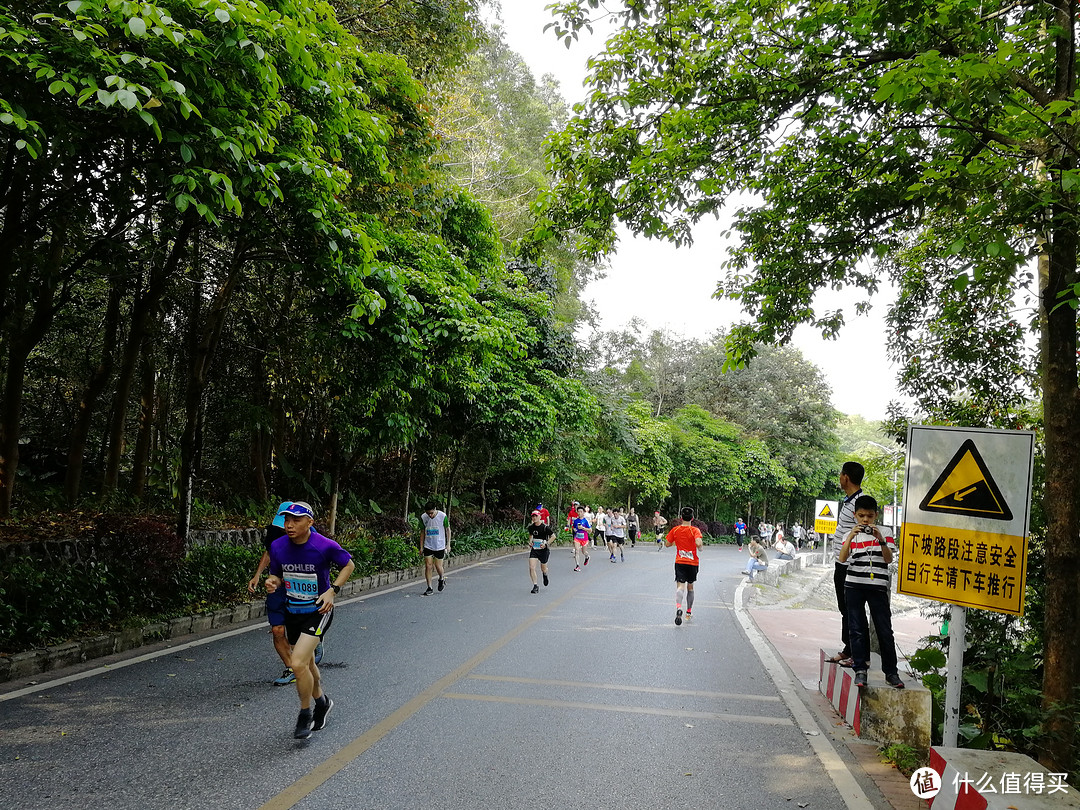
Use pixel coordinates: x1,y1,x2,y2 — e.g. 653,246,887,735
420,502,451,595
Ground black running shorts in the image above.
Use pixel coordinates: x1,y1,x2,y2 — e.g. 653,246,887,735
529,547,551,564
674,563,699,584
423,547,446,559
284,608,334,645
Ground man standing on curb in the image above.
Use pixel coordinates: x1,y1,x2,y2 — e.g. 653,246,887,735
825,461,864,667
266,502,354,740
420,502,451,595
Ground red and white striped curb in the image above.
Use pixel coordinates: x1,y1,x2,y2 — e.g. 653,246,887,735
927,746,1079,809
818,649,860,735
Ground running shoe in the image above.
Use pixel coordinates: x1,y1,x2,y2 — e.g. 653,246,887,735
610,554,616,563
438,579,445,592
531,584,539,594
620,553,624,562
312,696,334,731
583,556,589,566
423,586,433,596
685,609,692,619
886,674,906,689
314,643,323,665
294,707,314,739
574,565,581,571
675,608,683,626
274,668,296,686
854,671,868,688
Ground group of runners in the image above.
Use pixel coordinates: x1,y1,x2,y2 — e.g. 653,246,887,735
247,497,706,739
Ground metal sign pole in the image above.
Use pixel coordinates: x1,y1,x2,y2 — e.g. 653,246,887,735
942,603,966,747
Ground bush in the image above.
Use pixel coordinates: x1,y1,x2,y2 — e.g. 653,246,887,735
493,506,525,526
449,510,493,534
706,521,725,538
175,545,261,610
84,515,185,611
365,512,412,539
451,525,524,555
691,518,709,536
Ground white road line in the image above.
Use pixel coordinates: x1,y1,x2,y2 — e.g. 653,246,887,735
466,673,782,702
734,577,875,808
441,692,794,726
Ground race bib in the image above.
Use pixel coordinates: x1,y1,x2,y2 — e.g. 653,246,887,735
677,549,696,561
284,571,320,613
426,528,439,537
532,539,545,549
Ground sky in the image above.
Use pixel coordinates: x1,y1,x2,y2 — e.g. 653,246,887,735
493,2,906,421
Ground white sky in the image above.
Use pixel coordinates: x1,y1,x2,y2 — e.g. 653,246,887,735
495,2,906,420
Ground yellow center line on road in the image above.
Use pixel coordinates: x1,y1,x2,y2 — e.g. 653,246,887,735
257,574,594,810
466,674,781,702
440,693,793,726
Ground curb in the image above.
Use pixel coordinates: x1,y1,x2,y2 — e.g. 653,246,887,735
0,544,522,686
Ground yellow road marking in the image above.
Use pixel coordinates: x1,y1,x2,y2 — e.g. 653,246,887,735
257,576,591,810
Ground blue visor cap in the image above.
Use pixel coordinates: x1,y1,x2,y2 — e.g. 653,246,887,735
278,502,314,519
271,501,294,528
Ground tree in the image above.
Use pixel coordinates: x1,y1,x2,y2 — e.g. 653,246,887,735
543,0,1080,772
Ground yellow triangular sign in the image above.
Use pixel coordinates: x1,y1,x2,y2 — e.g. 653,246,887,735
818,504,834,518
919,439,1012,520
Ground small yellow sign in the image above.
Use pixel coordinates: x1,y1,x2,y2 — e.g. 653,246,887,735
898,522,1027,615
814,499,838,535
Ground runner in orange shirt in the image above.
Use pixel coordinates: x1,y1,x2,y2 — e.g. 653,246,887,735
664,507,704,626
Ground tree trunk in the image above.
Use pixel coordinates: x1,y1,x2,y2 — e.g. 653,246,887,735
327,462,340,536
1038,215,1080,774
177,236,246,538
479,446,492,513
65,278,122,505
130,347,156,499
402,445,414,521
446,447,463,519
104,213,196,494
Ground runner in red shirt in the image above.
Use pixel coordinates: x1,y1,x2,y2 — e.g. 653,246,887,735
534,503,551,526
664,506,704,626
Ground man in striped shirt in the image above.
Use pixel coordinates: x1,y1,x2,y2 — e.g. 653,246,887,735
838,494,904,689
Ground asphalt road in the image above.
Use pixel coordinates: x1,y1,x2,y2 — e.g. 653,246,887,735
0,541,846,810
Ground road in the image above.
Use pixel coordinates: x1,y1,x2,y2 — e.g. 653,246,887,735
0,541,847,810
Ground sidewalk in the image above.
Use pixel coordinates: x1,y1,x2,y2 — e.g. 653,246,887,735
742,555,937,810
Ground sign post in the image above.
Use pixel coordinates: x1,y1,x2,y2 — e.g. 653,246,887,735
899,425,1035,747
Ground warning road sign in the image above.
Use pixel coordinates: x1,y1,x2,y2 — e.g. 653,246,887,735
918,439,1012,520
899,426,1034,615
814,499,838,535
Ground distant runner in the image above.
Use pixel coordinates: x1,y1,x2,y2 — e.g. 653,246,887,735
653,510,668,550
571,510,591,571
420,502,451,595
526,510,554,593
664,507,703,626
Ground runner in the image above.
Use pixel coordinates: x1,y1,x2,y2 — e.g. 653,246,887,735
664,507,704,626
571,509,591,571
247,500,322,686
593,506,607,550
526,510,554,593
265,501,354,739
733,517,747,551
534,502,551,526
420,502,451,595
608,507,627,562
653,510,668,550
627,508,639,547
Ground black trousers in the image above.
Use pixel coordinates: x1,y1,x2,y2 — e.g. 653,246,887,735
833,562,850,655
